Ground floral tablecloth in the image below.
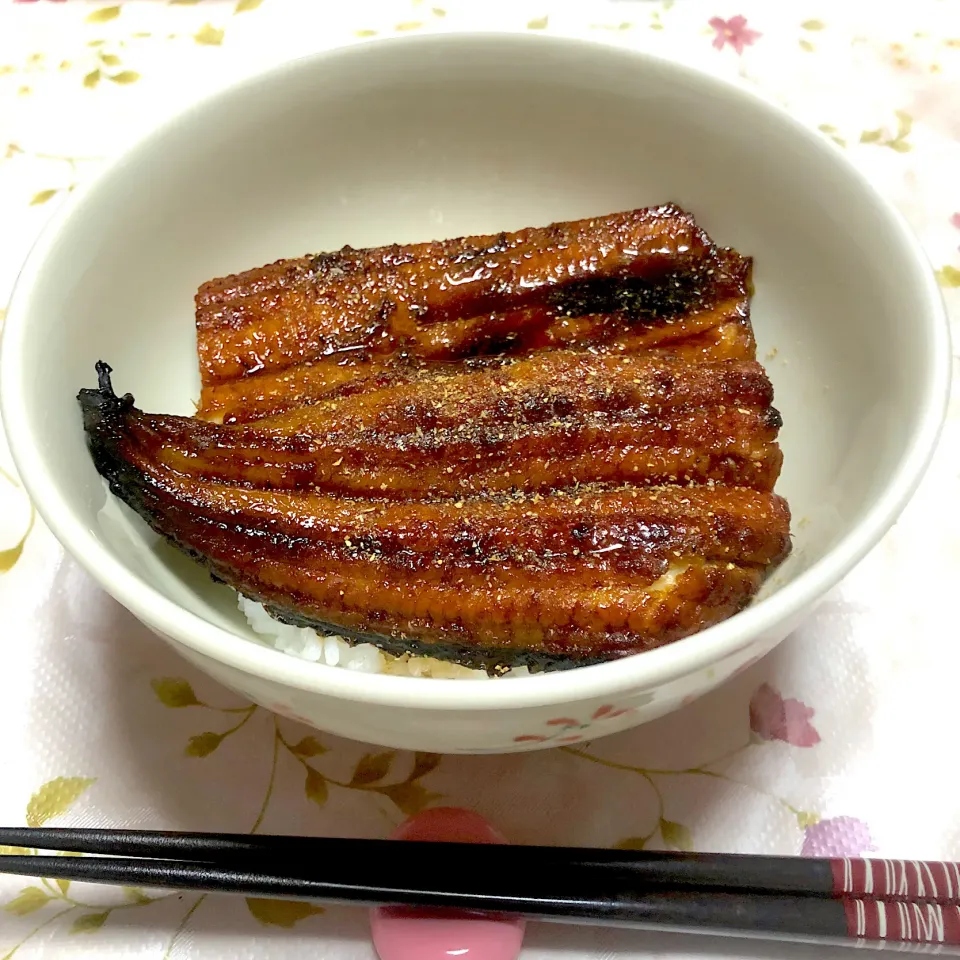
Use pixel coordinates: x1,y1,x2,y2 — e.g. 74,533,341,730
1,1,959,958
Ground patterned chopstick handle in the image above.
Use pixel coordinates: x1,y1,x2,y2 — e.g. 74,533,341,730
844,898,960,945
833,859,960,904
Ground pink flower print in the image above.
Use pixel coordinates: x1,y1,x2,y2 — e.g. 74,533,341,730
591,704,632,721
950,213,960,230
749,683,821,746
802,816,875,858
513,704,635,744
709,16,762,55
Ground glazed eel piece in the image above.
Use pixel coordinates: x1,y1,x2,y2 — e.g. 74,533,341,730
79,353,789,670
198,315,756,425
194,204,734,408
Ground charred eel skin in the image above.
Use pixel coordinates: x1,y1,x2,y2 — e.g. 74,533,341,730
79,352,790,672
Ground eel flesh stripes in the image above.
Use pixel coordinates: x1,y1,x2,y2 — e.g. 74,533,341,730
79,204,791,672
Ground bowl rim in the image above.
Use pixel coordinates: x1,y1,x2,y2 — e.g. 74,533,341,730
1,31,951,711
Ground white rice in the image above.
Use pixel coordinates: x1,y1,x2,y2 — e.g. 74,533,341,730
239,596,529,680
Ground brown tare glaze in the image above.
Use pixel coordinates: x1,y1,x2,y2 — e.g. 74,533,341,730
197,310,756,426
80,205,790,672
194,205,740,399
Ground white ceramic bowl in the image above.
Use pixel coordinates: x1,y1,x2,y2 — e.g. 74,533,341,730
1,34,949,753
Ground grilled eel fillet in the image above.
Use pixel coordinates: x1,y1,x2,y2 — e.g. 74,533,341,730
79,350,790,671
196,204,755,424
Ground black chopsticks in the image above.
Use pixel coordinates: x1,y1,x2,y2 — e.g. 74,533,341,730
2,828,960,952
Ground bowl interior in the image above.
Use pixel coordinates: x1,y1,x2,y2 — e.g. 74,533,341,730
3,35,943,689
